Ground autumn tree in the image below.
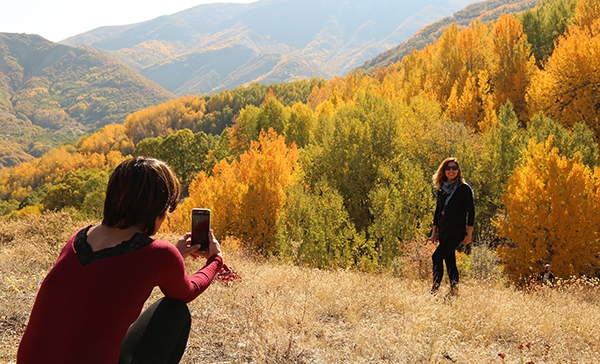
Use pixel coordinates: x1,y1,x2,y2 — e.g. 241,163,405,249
307,73,374,112
17,185,49,211
368,156,433,268
494,137,600,284
519,0,576,65
78,124,134,156
165,129,301,255
228,97,291,157
399,94,474,178
276,182,368,269
124,95,206,144
0,145,123,204
487,15,537,124
43,169,108,218
527,0,600,137
135,129,220,185
574,0,600,30
526,112,599,167
166,157,246,241
473,102,526,236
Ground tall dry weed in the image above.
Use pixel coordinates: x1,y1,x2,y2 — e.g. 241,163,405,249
1,214,599,363
0,212,94,361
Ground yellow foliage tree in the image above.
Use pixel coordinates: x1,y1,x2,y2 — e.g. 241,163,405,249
307,73,374,112
527,0,600,136
383,17,535,130
442,21,489,129
494,136,600,284
124,95,206,143
78,124,134,155
487,15,536,123
445,71,481,128
0,146,124,202
165,129,301,254
575,0,600,30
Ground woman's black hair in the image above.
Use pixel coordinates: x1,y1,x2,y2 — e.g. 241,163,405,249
102,157,181,234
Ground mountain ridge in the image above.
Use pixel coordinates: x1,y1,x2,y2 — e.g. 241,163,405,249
62,0,479,96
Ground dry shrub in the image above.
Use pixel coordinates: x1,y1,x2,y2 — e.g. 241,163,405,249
394,237,435,279
1,213,600,363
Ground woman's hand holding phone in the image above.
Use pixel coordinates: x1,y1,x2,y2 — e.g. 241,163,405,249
175,233,201,258
198,230,222,259
176,230,222,260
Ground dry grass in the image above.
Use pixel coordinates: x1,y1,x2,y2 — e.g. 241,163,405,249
2,213,600,363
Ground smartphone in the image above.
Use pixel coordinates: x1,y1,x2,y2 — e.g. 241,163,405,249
191,208,211,251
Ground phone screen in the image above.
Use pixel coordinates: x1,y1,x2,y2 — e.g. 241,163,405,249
191,209,210,251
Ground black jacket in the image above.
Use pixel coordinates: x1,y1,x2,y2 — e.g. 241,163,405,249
433,182,475,239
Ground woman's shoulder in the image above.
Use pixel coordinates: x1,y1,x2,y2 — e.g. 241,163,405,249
459,182,473,191
149,238,177,250
148,238,181,257
456,182,474,196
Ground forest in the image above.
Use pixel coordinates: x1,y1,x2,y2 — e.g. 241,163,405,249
1,0,599,285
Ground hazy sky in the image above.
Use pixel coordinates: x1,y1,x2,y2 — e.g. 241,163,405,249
1,0,257,42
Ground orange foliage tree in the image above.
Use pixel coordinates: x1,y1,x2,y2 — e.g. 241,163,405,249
487,15,536,124
165,129,301,255
494,137,600,284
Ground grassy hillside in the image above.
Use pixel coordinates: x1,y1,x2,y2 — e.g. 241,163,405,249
1,213,599,363
0,33,174,168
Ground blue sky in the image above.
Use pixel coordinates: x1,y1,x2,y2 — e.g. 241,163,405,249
0,0,257,42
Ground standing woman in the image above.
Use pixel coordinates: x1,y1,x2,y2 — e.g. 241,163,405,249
17,157,223,364
429,157,475,296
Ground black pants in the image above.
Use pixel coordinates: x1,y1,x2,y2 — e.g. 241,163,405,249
118,298,191,364
431,234,463,291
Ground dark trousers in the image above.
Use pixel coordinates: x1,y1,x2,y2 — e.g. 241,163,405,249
118,298,191,364
431,234,463,291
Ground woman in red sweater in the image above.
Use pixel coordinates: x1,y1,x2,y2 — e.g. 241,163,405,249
17,157,223,364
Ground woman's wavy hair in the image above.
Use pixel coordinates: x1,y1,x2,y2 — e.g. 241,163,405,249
102,157,181,235
432,157,465,190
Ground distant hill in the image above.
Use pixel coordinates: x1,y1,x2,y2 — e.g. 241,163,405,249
62,0,482,96
359,0,539,71
0,33,174,168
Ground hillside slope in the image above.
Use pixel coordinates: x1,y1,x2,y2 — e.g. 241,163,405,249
359,0,539,71
62,0,480,96
0,33,174,167
1,213,600,363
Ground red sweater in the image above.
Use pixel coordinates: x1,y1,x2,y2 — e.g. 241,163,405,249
17,227,223,364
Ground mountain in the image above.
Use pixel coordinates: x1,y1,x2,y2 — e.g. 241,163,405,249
0,33,174,168
359,0,539,71
62,0,482,96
